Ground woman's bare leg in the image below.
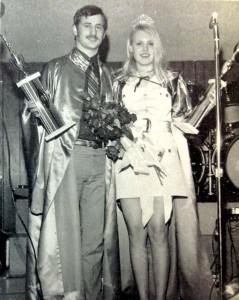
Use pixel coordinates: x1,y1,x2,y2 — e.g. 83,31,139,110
120,198,149,300
148,197,169,300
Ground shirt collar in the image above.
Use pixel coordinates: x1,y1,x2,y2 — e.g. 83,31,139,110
74,48,98,66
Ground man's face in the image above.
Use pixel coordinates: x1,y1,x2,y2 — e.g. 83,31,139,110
73,14,106,57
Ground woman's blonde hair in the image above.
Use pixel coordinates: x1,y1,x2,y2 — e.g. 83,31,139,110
121,24,170,84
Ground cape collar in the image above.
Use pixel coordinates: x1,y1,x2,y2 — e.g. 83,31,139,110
69,48,100,72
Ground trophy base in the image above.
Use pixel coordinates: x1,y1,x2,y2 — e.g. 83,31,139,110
173,122,199,134
45,122,76,142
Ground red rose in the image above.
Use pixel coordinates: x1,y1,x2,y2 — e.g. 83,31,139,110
82,112,92,122
130,113,137,123
97,127,108,139
90,98,100,110
83,100,91,111
104,113,114,124
79,91,91,101
106,146,120,162
89,117,100,129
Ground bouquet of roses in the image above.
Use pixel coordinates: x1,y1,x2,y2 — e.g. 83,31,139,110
80,91,137,161
79,91,166,182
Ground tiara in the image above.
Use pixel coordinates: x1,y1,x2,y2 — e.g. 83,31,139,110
132,14,155,27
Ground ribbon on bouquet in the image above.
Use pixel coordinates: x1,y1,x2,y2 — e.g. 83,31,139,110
118,135,167,181
117,135,172,226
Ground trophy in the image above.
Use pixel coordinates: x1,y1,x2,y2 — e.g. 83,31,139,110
186,82,216,129
173,82,216,135
0,34,75,142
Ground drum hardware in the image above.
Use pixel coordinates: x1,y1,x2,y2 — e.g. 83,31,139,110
211,135,239,191
192,34,239,211
225,123,233,135
223,86,239,125
226,209,239,224
188,130,217,200
192,128,239,199
221,45,239,127
224,104,239,125
188,142,206,196
224,136,239,189
189,143,206,186
223,124,239,143
224,85,231,103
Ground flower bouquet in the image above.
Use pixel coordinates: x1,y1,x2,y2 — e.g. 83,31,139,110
79,91,166,182
79,91,137,161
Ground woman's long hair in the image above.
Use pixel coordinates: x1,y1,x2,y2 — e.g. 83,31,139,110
120,24,170,85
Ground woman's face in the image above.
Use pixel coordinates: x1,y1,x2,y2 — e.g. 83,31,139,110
130,30,155,70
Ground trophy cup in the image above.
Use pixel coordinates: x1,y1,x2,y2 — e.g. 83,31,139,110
0,34,75,142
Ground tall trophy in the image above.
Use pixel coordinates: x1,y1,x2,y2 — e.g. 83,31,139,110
179,44,239,135
1,34,75,142
173,82,216,135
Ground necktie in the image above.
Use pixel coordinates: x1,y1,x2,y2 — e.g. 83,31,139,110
85,64,101,97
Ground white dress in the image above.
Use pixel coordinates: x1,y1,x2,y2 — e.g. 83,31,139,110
115,75,188,226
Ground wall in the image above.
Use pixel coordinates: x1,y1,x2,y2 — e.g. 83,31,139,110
1,0,239,63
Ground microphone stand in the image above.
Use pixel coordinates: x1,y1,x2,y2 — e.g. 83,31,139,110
210,13,224,299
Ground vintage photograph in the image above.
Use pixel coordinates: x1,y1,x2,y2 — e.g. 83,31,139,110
0,1,239,299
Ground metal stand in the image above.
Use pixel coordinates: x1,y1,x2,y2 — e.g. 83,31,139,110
210,12,225,299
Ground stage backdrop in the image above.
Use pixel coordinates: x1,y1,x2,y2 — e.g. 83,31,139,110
1,0,239,63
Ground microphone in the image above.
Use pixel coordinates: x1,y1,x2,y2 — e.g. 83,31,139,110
209,12,218,29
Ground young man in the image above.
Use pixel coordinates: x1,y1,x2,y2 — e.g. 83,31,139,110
22,5,120,300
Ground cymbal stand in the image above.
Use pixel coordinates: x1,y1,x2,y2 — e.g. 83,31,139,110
210,12,224,299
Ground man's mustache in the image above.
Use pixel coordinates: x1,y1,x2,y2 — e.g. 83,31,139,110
86,35,98,40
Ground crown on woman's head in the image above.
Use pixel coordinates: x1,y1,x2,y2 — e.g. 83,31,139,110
132,14,155,27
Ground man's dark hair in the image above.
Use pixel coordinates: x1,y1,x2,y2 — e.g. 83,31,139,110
73,5,108,31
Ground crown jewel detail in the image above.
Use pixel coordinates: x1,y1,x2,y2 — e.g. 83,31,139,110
132,14,155,27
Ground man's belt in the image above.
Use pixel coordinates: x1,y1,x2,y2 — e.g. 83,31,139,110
75,138,105,149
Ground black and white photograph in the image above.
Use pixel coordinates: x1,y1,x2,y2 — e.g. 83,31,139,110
0,1,239,299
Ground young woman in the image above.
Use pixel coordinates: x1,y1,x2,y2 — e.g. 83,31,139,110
113,14,215,300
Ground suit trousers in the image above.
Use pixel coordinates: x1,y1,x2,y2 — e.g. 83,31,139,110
55,144,106,300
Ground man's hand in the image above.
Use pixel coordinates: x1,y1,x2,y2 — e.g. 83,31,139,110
199,79,226,105
221,60,233,77
27,100,41,118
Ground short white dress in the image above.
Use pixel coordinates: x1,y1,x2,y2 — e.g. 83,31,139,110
115,75,188,226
